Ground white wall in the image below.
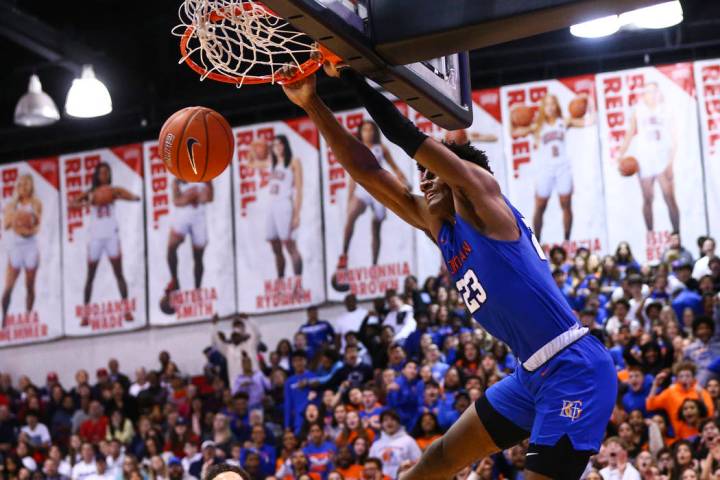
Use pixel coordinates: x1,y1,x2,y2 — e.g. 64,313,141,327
0,302,353,387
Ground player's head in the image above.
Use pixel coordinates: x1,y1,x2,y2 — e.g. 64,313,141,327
356,120,380,146
13,173,34,201
92,162,112,190
643,82,660,104
417,142,491,216
539,93,562,122
204,463,251,480
271,134,292,168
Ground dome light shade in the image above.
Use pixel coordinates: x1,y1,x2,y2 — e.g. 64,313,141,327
620,1,683,29
570,15,620,38
65,65,112,118
14,74,60,127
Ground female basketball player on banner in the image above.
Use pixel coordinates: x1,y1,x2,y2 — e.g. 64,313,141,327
163,179,213,305
1,174,41,328
337,120,408,271
247,134,304,279
71,162,140,326
511,93,593,242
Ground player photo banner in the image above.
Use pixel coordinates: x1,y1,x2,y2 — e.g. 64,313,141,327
60,145,147,335
596,63,706,262
693,59,720,240
412,88,507,283
500,75,607,256
0,159,63,346
321,107,415,301
143,141,236,325
232,119,325,313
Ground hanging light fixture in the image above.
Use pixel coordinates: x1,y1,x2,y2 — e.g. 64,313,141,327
65,64,112,118
570,15,621,38
620,1,683,29
14,74,60,127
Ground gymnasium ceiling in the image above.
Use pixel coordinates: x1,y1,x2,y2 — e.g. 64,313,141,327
1,0,720,162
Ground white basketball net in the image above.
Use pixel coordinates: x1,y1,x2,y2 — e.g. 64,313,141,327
173,0,319,85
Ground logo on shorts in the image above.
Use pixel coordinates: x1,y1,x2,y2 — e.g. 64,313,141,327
560,400,583,421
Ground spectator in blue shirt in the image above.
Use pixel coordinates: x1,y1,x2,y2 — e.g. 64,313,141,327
239,424,276,477
299,306,335,358
622,365,654,417
302,422,336,479
284,350,316,433
386,361,420,430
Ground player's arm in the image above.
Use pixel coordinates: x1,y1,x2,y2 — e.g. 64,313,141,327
510,124,534,138
171,179,193,207
291,158,303,228
2,201,15,230
282,74,431,233
381,144,408,186
469,132,498,142
617,111,637,159
30,198,42,235
112,187,140,201
69,191,90,208
339,68,513,237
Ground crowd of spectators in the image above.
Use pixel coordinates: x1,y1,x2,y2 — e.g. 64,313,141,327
1,233,719,480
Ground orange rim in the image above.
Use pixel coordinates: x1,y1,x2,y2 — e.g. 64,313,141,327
179,1,338,85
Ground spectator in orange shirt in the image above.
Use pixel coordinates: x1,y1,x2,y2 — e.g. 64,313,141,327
410,413,442,452
646,362,714,440
78,401,108,444
675,398,709,440
361,457,391,480
333,445,363,480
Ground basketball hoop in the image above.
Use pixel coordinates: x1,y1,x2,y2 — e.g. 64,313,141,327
174,0,338,85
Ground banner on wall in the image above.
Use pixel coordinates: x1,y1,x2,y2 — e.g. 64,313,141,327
412,88,507,283
60,146,147,335
596,63,706,262
143,142,236,325
693,59,720,240
321,107,415,301
500,75,607,255
232,119,325,313
0,159,63,346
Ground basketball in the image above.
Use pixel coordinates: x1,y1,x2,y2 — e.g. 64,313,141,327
13,210,35,230
511,105,534,128
619,156,639,177
158,106,234,182
569,96,588,118
92,185,114,206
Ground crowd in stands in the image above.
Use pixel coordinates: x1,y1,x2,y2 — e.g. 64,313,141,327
1,233,719,480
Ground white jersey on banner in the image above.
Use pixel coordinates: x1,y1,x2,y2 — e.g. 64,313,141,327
321,107,415,301
233,119,325,313
596,63,706,262
143,141,236,325
60,146,147,335
500,75,607,256
0,159,63,346
412,89,507,283
693,59,720,241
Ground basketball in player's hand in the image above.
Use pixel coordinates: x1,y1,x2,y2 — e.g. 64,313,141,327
619,156,639,177
92,185,114,206
569,96,588,118
159,106,234,182
511,105,534,128
13,210,35,230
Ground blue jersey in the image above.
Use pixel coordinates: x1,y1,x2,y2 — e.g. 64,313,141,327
437,200,578,362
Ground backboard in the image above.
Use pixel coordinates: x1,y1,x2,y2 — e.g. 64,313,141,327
260,0,473,129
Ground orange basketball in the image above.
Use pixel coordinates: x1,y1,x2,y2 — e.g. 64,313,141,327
511,105,534,128
569,96,588,118
92,185,114,206
13,210,35,230
619,156,639,177
159,106,234,182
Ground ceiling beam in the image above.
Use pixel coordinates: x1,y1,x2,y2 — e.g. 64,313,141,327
0,0,98,73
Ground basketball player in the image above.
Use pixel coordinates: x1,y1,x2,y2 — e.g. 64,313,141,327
281,65,616,479
617,82,679,232
71,162,140,326
246,135,303,278
2,174,42,328
164,179,213,296
512,93,592,242
337,120,407,275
